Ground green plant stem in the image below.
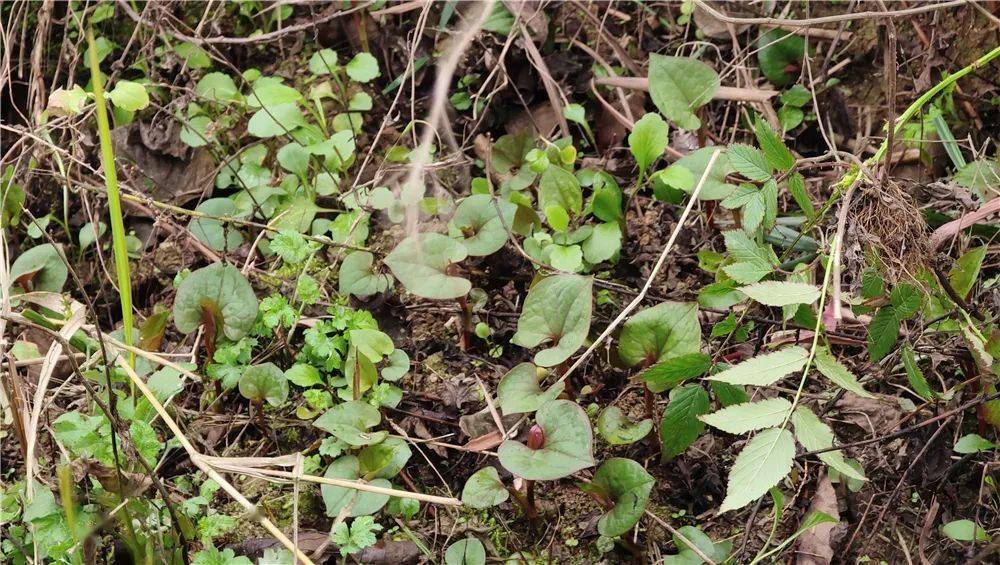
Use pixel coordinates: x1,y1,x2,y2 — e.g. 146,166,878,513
86,26,135,369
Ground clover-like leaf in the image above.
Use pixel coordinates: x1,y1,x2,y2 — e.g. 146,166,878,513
648,54,720,130
339,251,394,298
444,537,486,565
10,243,67,293
496,363,565,415
320,456,391,518
448,195,516,256
173,262,259,341
314,400,388,446
597,407,652,445
619,302,701,367
498,400,595,480
385,233,471,299
238,363,288,407
511,275,593,367
588,458,654,537
461,467,510,509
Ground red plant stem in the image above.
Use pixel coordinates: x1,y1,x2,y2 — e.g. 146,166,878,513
457,296,471,351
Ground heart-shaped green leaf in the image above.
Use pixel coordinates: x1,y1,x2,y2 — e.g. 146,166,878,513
188,198,244,252
385,233,471,299
664,526,733,564
588,458,654,537
321,455,391,517
461,467,510,509
619,302,701,367
511,275,593,367
314,400,388,446
648,54,720,130
173,262,259,341
597,407,652,445
497,363,565,415
10,243,67,292
238,363,288,407
444,537,486,565
358,437,411,480
380,349,410,382
658,147,737,201
339,251,394,298
757,29,806,87
349,329,394,363
448,195,516,256
498,400,595,480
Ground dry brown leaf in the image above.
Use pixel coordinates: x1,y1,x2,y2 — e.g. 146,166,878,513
796,473,840,565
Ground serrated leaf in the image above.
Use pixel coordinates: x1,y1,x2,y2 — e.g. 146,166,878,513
597,407,653,445
718,428,795,513
813,347,873,398
659,384,710,460
700,398,791,434
498,400,595,480
791,406,866,481
511,275,592,367
642,352,712,393
346,52,380,83
618,302,701,367
740,281,820,307
786,172,814,217
461,467,509,509
901,344,934,400
648,54,720,130
754,116,795,171
867,306,899,362
496,363,565,415
889,283,923,320
385,233,471,299
728,144,773,181
709,347,809,386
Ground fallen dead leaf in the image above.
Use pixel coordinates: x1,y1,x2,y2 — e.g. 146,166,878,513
796,473,840,565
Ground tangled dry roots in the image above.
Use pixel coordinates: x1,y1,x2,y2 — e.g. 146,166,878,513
844,179,930,286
